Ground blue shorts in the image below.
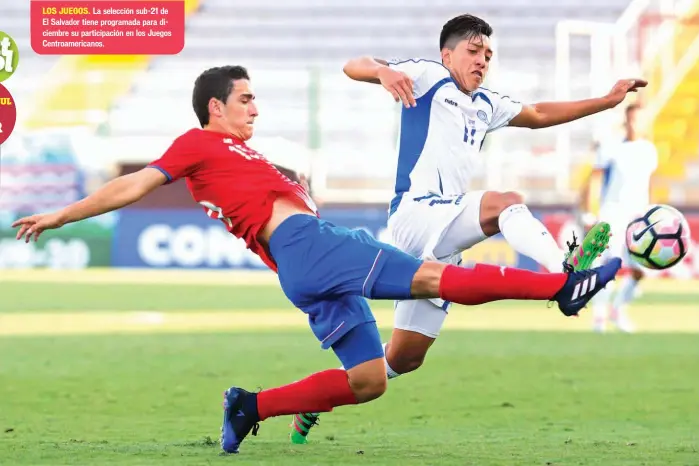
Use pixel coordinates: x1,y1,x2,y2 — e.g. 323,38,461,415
268,214,423,364
332,321,384,370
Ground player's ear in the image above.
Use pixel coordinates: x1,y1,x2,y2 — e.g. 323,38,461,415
440,48,452,68
208,97,224,119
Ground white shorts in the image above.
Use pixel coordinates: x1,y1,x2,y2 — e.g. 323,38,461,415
387,191,488,338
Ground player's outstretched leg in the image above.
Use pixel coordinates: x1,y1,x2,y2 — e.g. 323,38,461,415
287,258,623,445
288,258,623,444
481,193,611,274
268,215,621,448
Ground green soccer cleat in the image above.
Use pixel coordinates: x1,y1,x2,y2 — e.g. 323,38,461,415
564,221,612,272
289,413,319,445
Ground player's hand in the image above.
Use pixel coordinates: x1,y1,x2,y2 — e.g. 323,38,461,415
12,212,66,243
605,79,648,107
377,67,416,108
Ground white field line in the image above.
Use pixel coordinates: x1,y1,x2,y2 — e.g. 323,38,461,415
1,268,699,294
1,305,699,337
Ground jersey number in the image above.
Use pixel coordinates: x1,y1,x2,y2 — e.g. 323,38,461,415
200,201,233,228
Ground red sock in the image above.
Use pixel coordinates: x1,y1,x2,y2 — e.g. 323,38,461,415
257,369,357,421
439,263,567,305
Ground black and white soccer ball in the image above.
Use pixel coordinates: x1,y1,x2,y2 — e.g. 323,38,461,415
625,204,691,270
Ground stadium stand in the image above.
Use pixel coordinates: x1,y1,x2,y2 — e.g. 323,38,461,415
11,0,695,204
101,0,633,203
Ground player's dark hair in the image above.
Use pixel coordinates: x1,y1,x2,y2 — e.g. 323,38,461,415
192,65,250,127
440,14,493,50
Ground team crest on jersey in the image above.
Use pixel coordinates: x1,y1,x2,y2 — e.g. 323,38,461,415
477,110,489,124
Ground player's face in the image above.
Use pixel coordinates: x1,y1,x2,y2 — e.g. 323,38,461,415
221,79,258,140
441,35,492,92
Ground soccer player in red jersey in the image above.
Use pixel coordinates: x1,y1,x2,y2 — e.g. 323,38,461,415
13,65,621,454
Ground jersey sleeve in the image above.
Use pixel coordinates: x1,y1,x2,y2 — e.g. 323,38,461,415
386,58,450,99
147,133,200,184
481,89,523,132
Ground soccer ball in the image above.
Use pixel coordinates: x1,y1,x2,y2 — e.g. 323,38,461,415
626,204,691,269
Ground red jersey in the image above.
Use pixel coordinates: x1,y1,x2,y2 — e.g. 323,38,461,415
147,128,318,271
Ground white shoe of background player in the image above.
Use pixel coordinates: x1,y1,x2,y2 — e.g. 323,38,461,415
610,306,635,333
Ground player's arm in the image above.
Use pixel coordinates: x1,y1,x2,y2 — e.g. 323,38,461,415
14,133,198,243
343,56,417,107
509,78,647,129
58,168,166,222
14,169,166,242
343,56,390,84
13,168,167,242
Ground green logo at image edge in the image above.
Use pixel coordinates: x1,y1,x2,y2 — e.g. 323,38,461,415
0,31,19,82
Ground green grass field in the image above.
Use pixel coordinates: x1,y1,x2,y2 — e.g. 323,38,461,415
1,270,698,465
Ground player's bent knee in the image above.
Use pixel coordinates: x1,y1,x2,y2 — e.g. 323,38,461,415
409,261,447,298
346,358,388,403
352,377,388,403
385,328,435,374
389,351,426,374
479,191,527,235
501,191,525,207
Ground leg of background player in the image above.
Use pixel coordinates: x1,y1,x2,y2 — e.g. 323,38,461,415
610,268,644,332
591,284,614,332
591,223,631,333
